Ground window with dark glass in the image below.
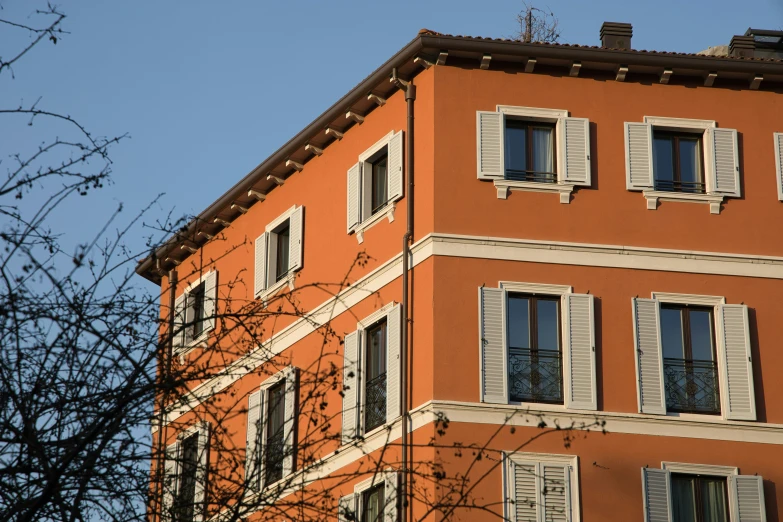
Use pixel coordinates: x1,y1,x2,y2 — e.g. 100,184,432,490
264,380,286,485
660,305,720,414
364,319,387,432
362,483,385,522
188,282,206,340
653,131,705,193
274,221,290,282
504,119,556,183
370,152,389,215
174,433,199,522
671,474,728,522
507,294,562,403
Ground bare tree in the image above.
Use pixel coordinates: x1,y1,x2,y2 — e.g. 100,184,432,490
0,4,603,522
512,2,561,44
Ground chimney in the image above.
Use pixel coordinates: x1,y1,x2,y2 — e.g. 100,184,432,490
730,35,756,58
600,22,633,50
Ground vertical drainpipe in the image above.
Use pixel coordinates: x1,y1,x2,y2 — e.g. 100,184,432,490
153,269,177,522
397,68,416,522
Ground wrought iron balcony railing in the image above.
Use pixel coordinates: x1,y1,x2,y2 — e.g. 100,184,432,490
264,431,285,485
364,372,387,432
508,348,563,404
663,357,720,414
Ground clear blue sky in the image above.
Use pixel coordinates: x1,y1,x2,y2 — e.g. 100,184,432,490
2,0,781,290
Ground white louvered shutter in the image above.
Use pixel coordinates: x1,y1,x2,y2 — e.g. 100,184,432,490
625,122,654,190
245,390,263,492
541,463,571,522
477,111,504,179
510,461,538,521
162,441,180,521
774,133,783,201
288,206,304,273
282,366,298,477
386,304,402,424
387,131,404,202
642,468,672,522
194,424,210,522
717,304,756,421
479,287,507,404
632,298,666,415
385,472,399,522
709,128,741,197
730,475,767,522
173,294,186,351
342,331,360,444
563,294,597,411
254,232,268,298
560,117,591,186
338,493,357,522
347,162,362,232
203,271,218,333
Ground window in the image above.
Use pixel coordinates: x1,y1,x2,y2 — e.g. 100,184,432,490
174,272,218,351
338,473,398,522
660,305,719,414
342,305,401,443
245,367,297,491
632,296,756,420
670,474,728,522
163,423,209,522
625,118,740,212
476,107,591,202
254,205,304,299
361,484,385,522
479,284,597,411
364,319,387,432
505,119,557,183
346,131,404,239
504,453,578,522
642,467,766,522
653,131,705,193
774,132,783,201
507,294,563,404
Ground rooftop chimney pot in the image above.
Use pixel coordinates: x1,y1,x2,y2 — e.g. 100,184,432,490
600,22,633,50
730,35,756,58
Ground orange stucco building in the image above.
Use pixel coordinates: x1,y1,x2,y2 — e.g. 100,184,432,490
139,23,783,522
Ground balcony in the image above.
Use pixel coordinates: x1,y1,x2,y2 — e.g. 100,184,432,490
663,358,720,414
508,348,563,404
364,372,387,432
265,431,285,484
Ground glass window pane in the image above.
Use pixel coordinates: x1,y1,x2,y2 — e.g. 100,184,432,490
366,321,387,380
508,296,530,349
532,127,554,174
661,308,685,359
679,139,701,185
701,478,729,522
536,299,559,351
689,310,714,361
176,433,199,520
654,137,675,183
276,224,290,281
363,485,385,522
505,122,527,174
671,475,698,522
371,155,388,212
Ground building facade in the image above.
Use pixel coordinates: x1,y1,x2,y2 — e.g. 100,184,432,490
138,23,783,522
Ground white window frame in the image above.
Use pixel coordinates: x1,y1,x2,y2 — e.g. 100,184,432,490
493,105,580,203
637,116,732,214
340,469,398,522
503,452,581,522
649,292,732,421
257,205,300,303
356,302,396,438
177,271,218,357
170,421,210,522
661,462,738,477
353,130,401,244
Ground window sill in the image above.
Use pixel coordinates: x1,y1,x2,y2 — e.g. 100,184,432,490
643,190,724,214
353,202,396,244
494,180,575,204
174,330,211,361
257,272,296,306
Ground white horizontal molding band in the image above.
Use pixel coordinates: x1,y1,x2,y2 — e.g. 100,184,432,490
157,233,783,430
428,233,783,279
